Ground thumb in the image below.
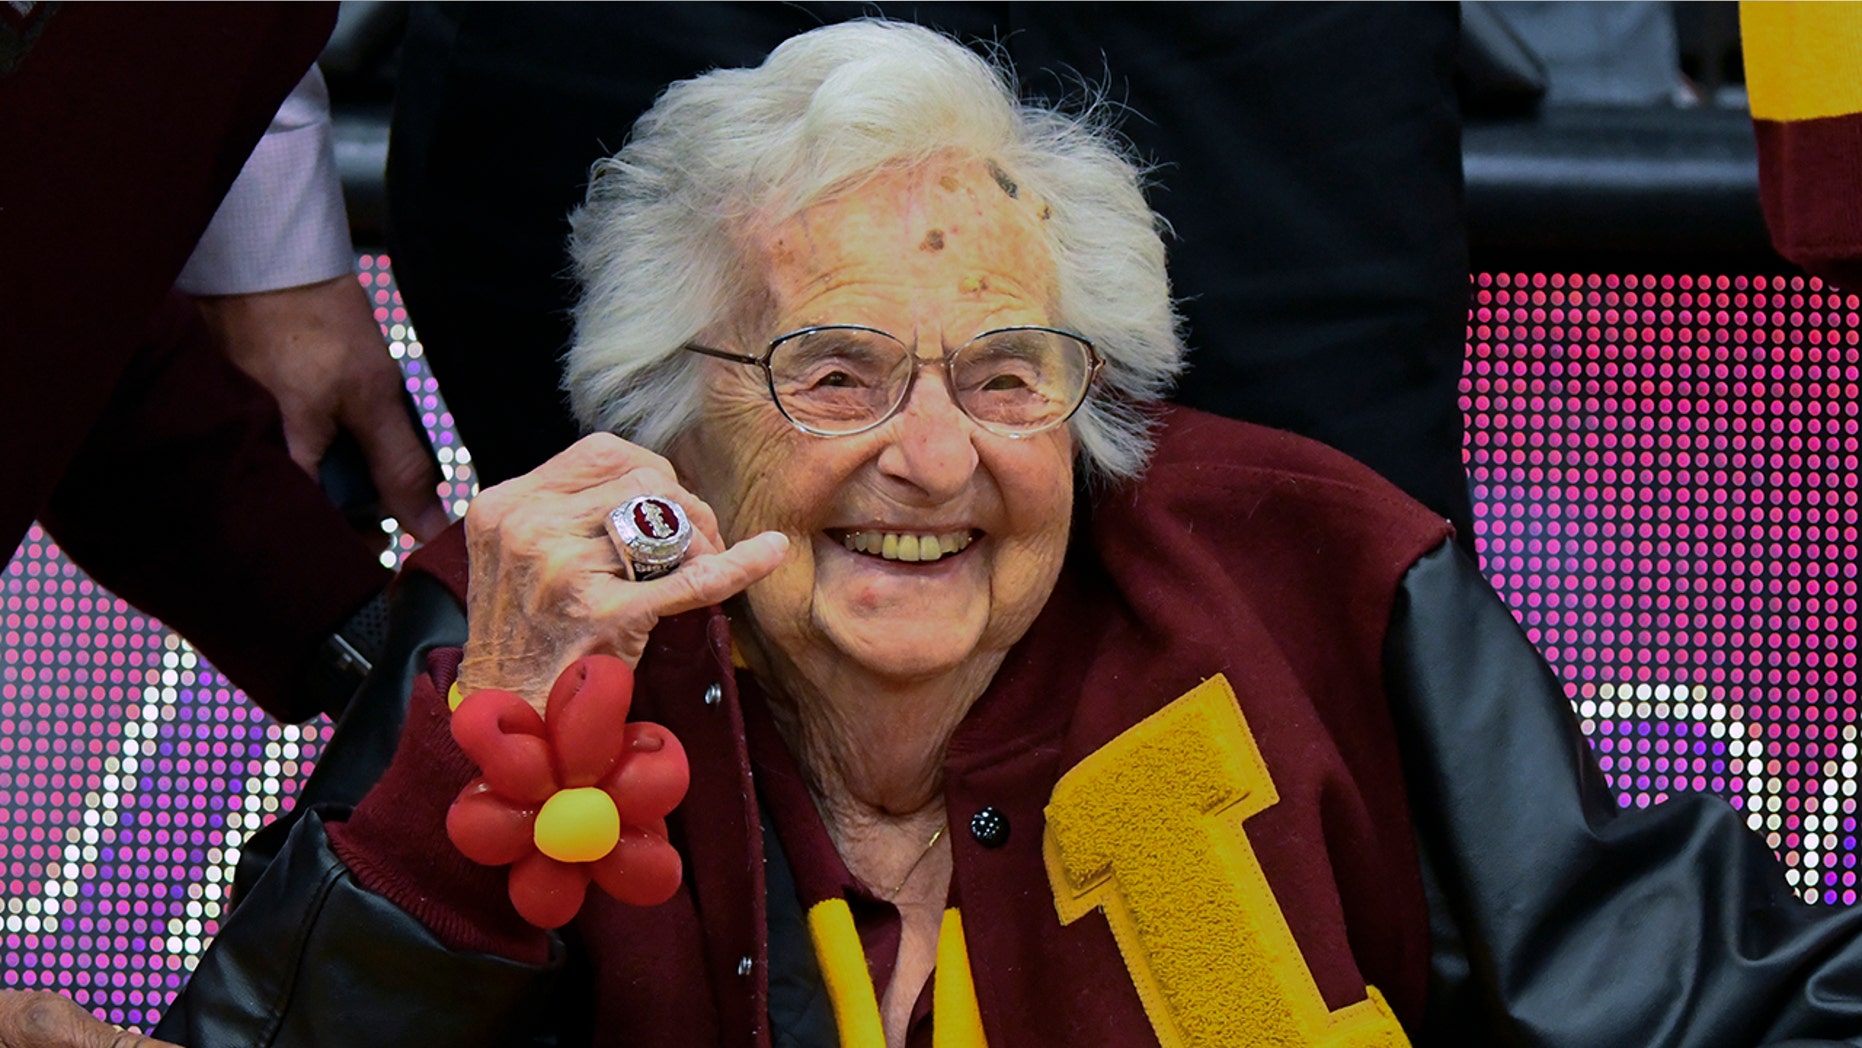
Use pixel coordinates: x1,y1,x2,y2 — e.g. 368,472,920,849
0,990,183,1048
348,392,450,542
276,401,340,481
636,530,791,620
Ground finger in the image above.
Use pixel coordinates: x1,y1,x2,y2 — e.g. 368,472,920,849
474,446,725,557
0,990,183,1048
349,392,450,542
621,530,789,620
473,472,723,576
510,463,724,559
102,1030,181,1048
571,532,788,668
504,433,678,503
528,438,729,551
278,405,337,480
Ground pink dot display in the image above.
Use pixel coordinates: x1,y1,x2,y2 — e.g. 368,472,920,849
1466,271,1862,906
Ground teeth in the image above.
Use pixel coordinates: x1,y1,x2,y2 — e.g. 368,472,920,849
838,529,974,562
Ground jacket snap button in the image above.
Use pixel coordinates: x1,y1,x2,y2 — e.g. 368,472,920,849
969,807,1010,848
704,682,722,707
737,956,754,976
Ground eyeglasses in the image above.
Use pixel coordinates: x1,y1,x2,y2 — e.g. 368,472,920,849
684,324,1102,438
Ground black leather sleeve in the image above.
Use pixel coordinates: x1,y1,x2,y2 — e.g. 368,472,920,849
235,568,470,901
160,809,564,1047
1387,540,1862,1047
155,570,568,1046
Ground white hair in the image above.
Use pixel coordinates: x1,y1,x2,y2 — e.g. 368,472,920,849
565,19,1183,482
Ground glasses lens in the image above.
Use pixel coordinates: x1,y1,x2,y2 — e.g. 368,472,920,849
951,328,1093,432
769,328,911,434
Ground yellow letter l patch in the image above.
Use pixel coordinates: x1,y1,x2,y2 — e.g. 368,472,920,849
1043,675,1409,1048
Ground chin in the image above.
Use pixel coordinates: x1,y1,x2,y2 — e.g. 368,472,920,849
824,616,988,685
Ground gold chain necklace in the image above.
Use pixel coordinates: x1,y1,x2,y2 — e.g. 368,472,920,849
882,820,949,901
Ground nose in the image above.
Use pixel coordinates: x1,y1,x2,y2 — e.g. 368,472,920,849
874,361,979,501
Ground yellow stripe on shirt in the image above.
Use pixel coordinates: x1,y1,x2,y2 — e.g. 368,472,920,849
805,899,989,1047
807,898,887,1047
932,908,989,1048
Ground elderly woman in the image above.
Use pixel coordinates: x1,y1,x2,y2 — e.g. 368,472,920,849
163,20,1862,1048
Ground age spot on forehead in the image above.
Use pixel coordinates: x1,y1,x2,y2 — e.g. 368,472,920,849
959,274,992,295
985,159,1019,199
920,229,946,252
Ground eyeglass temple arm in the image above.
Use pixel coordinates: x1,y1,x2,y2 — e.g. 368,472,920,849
683,342,764,366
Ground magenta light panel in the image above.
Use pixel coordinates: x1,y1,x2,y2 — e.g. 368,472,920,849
0,561,321,1029
1467,271,1862,905
2,265,1859,1028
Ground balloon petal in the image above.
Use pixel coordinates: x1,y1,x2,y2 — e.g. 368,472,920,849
588,828,683,907
452,689,557,802
446,779,539,866
508,852,589,929
603,722,691,826
548,655,635,788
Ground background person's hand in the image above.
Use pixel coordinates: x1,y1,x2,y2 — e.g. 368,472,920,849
194,273,450,541
455,433,788,711
0,991,181,1048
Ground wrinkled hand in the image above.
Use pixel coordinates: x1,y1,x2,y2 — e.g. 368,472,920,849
0,991,180,1048
194,273,450,541
456,434,789,710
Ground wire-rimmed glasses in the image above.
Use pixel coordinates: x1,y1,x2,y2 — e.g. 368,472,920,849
684,324,1101,438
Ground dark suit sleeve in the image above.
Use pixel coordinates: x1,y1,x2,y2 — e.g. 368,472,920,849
38,292,389,722
1386,540,1862,1047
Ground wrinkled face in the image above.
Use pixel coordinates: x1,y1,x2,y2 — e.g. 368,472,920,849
675,156,1074,694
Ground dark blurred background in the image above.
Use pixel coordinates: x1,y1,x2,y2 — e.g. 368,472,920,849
315,1,1780,271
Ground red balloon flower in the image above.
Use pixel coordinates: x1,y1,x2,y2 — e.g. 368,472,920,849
445,654,689,928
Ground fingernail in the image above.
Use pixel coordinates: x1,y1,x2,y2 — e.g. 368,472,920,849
763,531,790,553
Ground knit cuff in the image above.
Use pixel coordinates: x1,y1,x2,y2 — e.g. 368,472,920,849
327,647,552,965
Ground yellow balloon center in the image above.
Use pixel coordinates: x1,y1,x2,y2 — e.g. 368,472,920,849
533,787,621,863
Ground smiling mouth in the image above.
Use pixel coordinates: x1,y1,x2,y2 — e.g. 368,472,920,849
829,528,978,563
